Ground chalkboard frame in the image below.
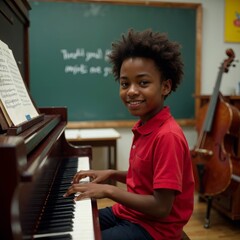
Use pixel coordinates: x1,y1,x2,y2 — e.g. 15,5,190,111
29,0,202,128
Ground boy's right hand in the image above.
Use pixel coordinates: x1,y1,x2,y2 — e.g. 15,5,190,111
72,169,114,184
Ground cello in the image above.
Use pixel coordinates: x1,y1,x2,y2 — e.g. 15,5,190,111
192,48,240,197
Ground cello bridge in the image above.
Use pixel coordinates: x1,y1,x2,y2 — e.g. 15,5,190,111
195,148,213,157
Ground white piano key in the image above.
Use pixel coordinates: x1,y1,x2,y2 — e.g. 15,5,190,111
71,198,95,240
77,156,90,182
71,156,95,239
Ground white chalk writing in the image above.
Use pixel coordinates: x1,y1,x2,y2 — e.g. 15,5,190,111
60,47,112,78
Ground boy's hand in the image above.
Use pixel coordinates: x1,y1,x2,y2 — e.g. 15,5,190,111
63,182,113,201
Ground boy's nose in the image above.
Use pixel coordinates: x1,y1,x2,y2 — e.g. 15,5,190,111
127,84,139,97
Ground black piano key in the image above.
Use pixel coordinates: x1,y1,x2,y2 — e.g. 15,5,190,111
39,219,73,227
43,205,74,212
47,198,74,203
36,226,73,235
39,210,74,219
40,206,75,219
38,219,74,230
45,201,75,207
43,204,75,212
41,213,73,220
41,211,74,219
37,220,72,230
34,234,72,240
47,192,71,198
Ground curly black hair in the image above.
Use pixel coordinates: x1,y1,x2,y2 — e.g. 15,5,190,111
108,29,184,94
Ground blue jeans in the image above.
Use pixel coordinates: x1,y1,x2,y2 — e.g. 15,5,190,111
99,207,154,240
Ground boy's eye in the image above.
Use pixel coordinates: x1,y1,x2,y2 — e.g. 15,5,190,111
139,80,149,87
120,81,129,88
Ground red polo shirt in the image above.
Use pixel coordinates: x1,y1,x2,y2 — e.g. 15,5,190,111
112,107,194,240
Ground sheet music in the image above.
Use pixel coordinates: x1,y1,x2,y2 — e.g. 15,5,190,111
0,40,39,126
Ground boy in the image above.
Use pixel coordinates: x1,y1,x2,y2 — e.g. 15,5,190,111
64,29,194,240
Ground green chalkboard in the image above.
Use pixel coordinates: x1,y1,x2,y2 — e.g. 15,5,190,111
29,0,201,123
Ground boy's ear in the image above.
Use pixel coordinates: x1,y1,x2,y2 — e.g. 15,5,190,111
162,79,172,96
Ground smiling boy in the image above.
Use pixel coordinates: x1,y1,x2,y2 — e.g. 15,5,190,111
64,29,194,240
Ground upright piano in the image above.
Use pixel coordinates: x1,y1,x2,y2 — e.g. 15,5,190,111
0,0,101,239
0,107,101,240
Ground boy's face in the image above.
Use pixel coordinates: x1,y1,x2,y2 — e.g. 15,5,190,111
119,57,171,123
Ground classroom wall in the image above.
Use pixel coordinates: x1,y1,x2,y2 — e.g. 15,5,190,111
82,0,240,171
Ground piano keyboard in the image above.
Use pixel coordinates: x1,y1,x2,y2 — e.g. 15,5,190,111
33,157,95,240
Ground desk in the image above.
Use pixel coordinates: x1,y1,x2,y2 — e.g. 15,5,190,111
65,128,120,171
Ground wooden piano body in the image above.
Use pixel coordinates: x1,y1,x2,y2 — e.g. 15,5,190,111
0,107,101,239
0,1,101,239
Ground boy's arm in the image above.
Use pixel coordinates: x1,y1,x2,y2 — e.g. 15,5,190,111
106,186,175,218
110,170,127,183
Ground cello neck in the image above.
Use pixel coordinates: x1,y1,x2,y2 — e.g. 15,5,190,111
203,68,223,132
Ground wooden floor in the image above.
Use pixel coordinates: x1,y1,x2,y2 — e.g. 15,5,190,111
97,188,240,240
